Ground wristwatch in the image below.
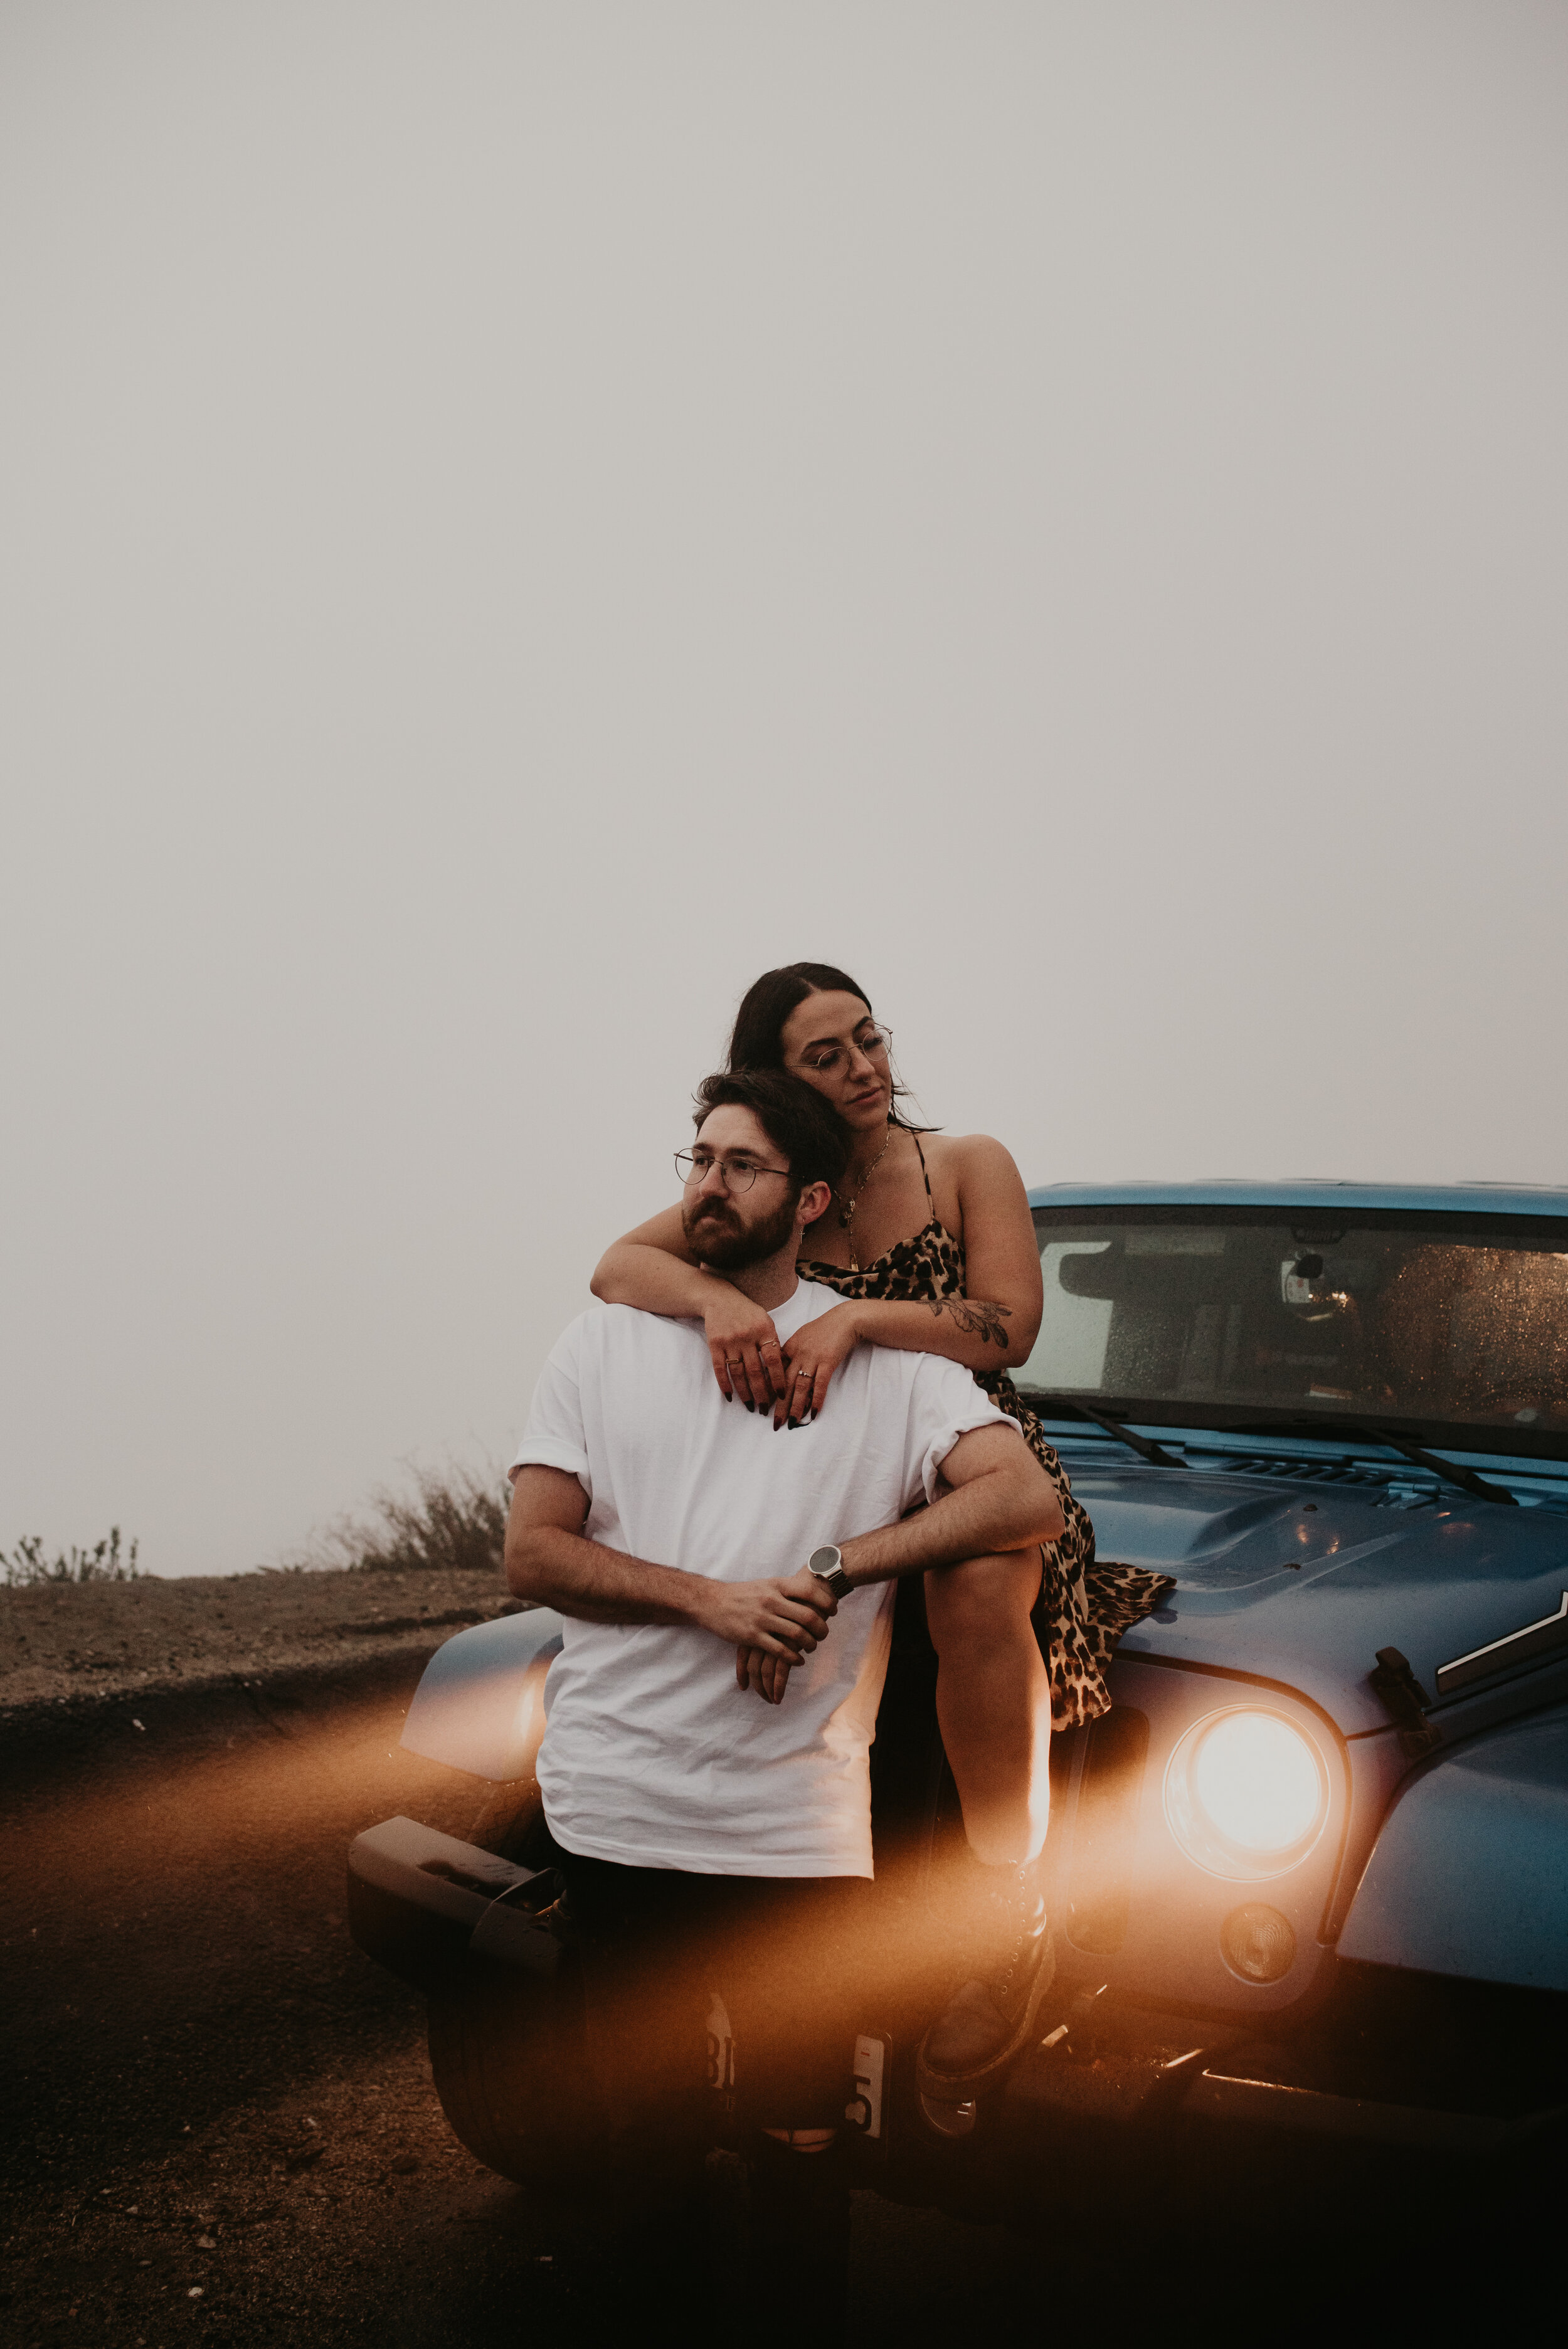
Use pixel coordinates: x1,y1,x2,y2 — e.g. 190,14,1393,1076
807,1544,852,1600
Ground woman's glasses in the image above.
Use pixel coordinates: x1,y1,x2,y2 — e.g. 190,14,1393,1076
675,1150,793,1196
791,1025,892,1079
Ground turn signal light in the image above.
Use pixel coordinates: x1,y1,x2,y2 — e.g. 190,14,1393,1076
1221,1904,1296,1983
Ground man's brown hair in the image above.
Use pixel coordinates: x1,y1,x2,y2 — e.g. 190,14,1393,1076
692,1068,851,1198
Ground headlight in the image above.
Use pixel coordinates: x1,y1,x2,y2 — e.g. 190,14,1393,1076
1163,1707,1330,1882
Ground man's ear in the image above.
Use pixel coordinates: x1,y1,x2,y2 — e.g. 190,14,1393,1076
796,1179,833,1233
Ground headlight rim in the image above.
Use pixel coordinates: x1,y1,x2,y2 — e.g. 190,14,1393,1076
1162,1704,1331,1884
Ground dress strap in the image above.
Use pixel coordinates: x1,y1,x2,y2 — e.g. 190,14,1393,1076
912,1132,935,1211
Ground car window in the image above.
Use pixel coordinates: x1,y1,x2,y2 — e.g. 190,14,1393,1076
1019,1213,1568,1446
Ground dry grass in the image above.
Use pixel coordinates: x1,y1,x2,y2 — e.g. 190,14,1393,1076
300,1464,509,1578
3,1528,141,1588
1,1470,512,1711
4,1465,507,1603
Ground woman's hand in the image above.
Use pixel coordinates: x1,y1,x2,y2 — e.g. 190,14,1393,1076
775,1303,864,1428
702,1288,790,1411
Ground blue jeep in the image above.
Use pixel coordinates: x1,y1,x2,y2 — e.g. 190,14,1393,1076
349,1180,1568,2215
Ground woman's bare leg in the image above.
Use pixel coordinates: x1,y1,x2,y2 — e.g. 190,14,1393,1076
918,1549,1056,2103
923,1550,1050,1866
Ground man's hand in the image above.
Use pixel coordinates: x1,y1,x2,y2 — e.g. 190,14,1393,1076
731,1567,839,1702
694,1564,837,1664
507,1471,838,1642
736,1645,795,1704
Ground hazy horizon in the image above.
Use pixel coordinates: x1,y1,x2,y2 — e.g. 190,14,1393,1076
4,2,1565,1577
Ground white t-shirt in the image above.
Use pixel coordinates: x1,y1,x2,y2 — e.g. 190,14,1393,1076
510,1278,1012,1879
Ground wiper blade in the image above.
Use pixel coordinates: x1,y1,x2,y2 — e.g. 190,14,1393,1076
1372,1432,1518,1508
1046,1399,1185,1470
1227,1416,1518,1508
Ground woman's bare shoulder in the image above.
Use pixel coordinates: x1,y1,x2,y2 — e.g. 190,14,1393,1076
919,1130,1024,1185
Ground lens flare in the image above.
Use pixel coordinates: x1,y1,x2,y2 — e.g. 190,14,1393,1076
1192,1714,1323,1851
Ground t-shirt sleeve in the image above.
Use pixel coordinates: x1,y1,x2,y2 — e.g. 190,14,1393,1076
899,1357,1018,1510
510,1323,593,1496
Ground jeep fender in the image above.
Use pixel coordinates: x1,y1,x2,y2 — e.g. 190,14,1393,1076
1338,1705,1568,1992
400,1608,566,1781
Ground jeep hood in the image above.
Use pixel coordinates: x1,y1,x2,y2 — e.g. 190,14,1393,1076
1081,1461,1568,1735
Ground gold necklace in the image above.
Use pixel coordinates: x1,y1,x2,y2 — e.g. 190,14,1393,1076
835,1127,895,1271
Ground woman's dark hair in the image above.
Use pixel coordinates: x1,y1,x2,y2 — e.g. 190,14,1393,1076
692,1069,850,1196
727,963,870,1073
725,962,929,1130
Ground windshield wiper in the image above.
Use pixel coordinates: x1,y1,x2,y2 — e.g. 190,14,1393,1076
1048,1399,1186,1470
1229,1416,1518,1507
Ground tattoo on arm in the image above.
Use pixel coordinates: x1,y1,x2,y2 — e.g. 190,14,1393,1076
924,1297,1013,1347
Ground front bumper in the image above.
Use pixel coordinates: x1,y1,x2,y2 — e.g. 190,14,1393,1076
994,1961,1568,2193
349,1812,1567,2201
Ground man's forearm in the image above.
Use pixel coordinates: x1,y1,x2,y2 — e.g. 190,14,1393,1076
837,1463,1062,1589
507,1523,715,1627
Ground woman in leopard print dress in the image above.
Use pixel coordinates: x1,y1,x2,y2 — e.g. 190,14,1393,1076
792,1139,1170,1736
593,962,1172,2093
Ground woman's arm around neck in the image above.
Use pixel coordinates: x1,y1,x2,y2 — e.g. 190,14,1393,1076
591,1204,788,1409
591,1203,710,1314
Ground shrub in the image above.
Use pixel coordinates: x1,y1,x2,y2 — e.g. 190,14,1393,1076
307,1465,508,1577
3,1529,142,1587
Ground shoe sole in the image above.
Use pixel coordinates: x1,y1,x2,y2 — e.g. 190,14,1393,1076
915,1936,1058,2108
917,2090,977,2140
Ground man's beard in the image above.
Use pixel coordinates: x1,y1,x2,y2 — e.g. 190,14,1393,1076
681,1186,799,1271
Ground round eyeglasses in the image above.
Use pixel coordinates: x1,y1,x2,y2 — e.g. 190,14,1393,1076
675,1150,793,1196
787,1024,892,1080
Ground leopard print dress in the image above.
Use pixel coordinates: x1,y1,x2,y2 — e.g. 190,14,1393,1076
799,1139,1174,1732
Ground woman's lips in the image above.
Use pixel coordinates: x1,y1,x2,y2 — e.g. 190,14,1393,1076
849,1090,883,1109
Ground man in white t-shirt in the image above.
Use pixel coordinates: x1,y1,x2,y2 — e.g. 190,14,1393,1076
506,1068,1064,2318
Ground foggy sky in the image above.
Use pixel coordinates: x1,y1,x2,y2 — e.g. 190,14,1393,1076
3,2,1565,1577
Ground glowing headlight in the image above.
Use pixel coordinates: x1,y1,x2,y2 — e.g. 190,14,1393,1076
1163,1707,1330,1882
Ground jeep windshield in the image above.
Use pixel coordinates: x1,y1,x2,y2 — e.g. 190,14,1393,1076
1015,1207,1568,1458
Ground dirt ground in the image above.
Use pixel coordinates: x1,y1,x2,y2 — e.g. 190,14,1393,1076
2,1577,1540,2341
0,1646,1046,2348
0,1565,509,1717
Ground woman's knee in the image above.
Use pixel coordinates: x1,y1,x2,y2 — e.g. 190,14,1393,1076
924,1550,1041,1658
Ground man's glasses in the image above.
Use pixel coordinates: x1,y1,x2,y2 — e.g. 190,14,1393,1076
675,1150,794,1196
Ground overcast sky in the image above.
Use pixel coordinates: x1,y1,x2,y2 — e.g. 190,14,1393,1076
3,1,1565,1578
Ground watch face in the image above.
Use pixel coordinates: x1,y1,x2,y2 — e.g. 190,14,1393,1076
809,1546,841,1577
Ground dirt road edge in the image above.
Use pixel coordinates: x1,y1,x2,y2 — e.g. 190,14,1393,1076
0,1640,464,1783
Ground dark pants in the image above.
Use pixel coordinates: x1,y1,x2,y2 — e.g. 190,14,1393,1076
554,1848,864,2336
